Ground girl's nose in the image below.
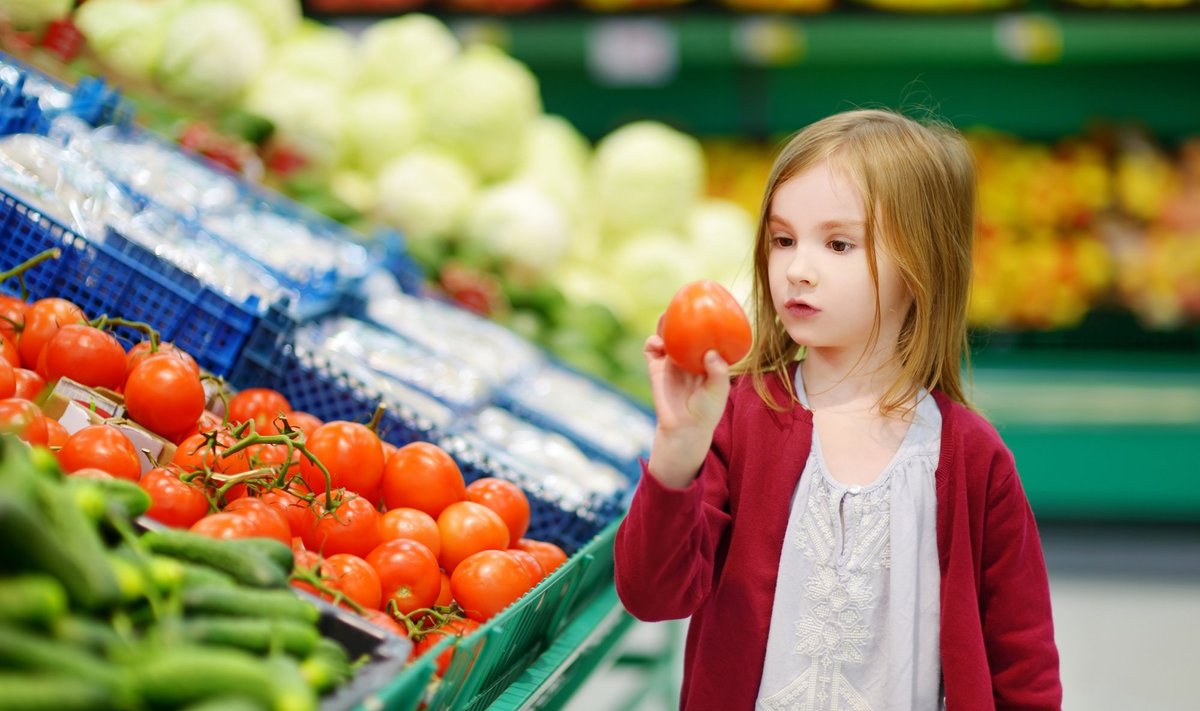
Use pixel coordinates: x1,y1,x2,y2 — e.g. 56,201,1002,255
787,252,818,287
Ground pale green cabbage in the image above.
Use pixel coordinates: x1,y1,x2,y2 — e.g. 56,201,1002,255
156,2,269,106
375,149,478,243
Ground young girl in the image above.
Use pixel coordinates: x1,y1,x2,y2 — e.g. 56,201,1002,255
614,109,1061,710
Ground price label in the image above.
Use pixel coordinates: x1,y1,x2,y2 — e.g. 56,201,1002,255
995,15,1063,64
735,17,806,67
587,20,679,87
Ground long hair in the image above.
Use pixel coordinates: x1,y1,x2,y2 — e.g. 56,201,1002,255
739,109,976,414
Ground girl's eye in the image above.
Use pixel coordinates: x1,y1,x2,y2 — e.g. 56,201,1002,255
771,234,794,248
829,239,853,254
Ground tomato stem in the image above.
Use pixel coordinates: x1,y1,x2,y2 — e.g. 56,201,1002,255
221,424,337,510
89,316,161,350
289,558,366,615
0,247,60,299
366,403,385,434
209,467,277,501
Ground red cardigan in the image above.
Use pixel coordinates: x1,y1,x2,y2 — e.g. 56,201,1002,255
614,366,1062,710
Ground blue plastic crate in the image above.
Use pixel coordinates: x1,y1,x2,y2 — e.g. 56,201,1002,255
0,186,265,376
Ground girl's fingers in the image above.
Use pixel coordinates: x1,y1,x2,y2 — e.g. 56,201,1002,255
643,334,666,360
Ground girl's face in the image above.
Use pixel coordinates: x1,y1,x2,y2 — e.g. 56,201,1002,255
767,161,913,357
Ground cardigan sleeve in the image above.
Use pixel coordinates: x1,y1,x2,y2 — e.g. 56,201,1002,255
978,459,1063,710
613,400,734,622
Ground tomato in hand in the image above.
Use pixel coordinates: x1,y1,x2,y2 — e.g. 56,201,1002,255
437,501,510,573
124,355,205,439
140,466,210,528
11,368,45,401
125,340,199,380
42,324,128,390
381,442,467,518
318,554,383,611
301,492,382,559
366,538,441,617
223,497,291,544
0,398,47,445
513,538,568,576
228,388,291,433
298,421,385,501
466,478,530,543
57,424,141,481
378,507,442,558
661,279,752,375
18,298,85,370
450,550,534,622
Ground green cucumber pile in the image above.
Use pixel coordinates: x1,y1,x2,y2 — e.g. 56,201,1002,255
0,436,361,711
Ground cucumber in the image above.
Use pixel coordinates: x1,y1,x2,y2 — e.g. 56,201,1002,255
0,575,67,628
53,616,124,656
299,637,352,694
0,625,130,702
0,496,115,609
179,616,320,657
31,479,121,609
130,646,316,711
181,586,320,623
0,674,110,711
177,561,237,589
141,529,287,588
234,537,295,576
180,697,269,711
65,476,152,521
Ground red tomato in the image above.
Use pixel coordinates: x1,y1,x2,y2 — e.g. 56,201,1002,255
11,368,45,401
0,360,13,399
140,466,210,528
260,483,318,538
378,508,442,558
362,609,407,637
69,467,114,480
247,442,298,475
661,280,752,375
301,493,382,558
18,298,85,370
172,431,251,476
436,501,510,573
381,442,467,518
57,424,141,481
508,549,546,586
466,478,530,543
450,550,534,622
0,295,28,346
513,539,568,576
124,355,205,438
298,421,385,501
125,341,199,380
223,497,291,544
0,398,47,445
275,410,322,439
228,388,291,433
0,336,17,368
172,411,222,444
190,512,256,539
42,325,127,390
319,553,383,612
414,618,481,678
44,418,68,449
435,571,452,607
365,538,441,617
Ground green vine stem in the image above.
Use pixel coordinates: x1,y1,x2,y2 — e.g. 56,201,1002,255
89,315,160,350
0,247,60,300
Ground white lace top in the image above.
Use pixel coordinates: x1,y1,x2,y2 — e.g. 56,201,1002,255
756,368,944,711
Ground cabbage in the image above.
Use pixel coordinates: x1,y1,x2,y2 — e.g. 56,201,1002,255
156,2,270,106
355,14,459,94
686,198,756,284
608,230,706,333
265,21,357,87
0,0,73,32
220,0,301,42
73,0,168,82
516,114,591,217
462,181,571,280
555,264,636,325
592,121,706,237
342,89,422,176
422,45,542,182
243,68,345,166
330,169,377,214
375,149,478,244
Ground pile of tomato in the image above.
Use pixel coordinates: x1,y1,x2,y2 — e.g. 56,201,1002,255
0,290,568,675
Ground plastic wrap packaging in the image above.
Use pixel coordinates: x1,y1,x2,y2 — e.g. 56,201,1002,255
504,363,655,464
0,61,72,114
294,316,490,413
364,289,544,387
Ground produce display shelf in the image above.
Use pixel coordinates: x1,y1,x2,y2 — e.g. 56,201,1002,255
971,350,1200,524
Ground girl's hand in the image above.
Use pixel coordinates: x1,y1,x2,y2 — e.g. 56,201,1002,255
644,332,731,488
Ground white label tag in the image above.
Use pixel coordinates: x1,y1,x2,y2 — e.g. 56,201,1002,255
588,20,679,87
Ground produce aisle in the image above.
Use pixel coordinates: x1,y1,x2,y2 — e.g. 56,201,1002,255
0,0,1198,708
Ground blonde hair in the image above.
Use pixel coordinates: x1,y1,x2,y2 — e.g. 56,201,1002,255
740,109,976,414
